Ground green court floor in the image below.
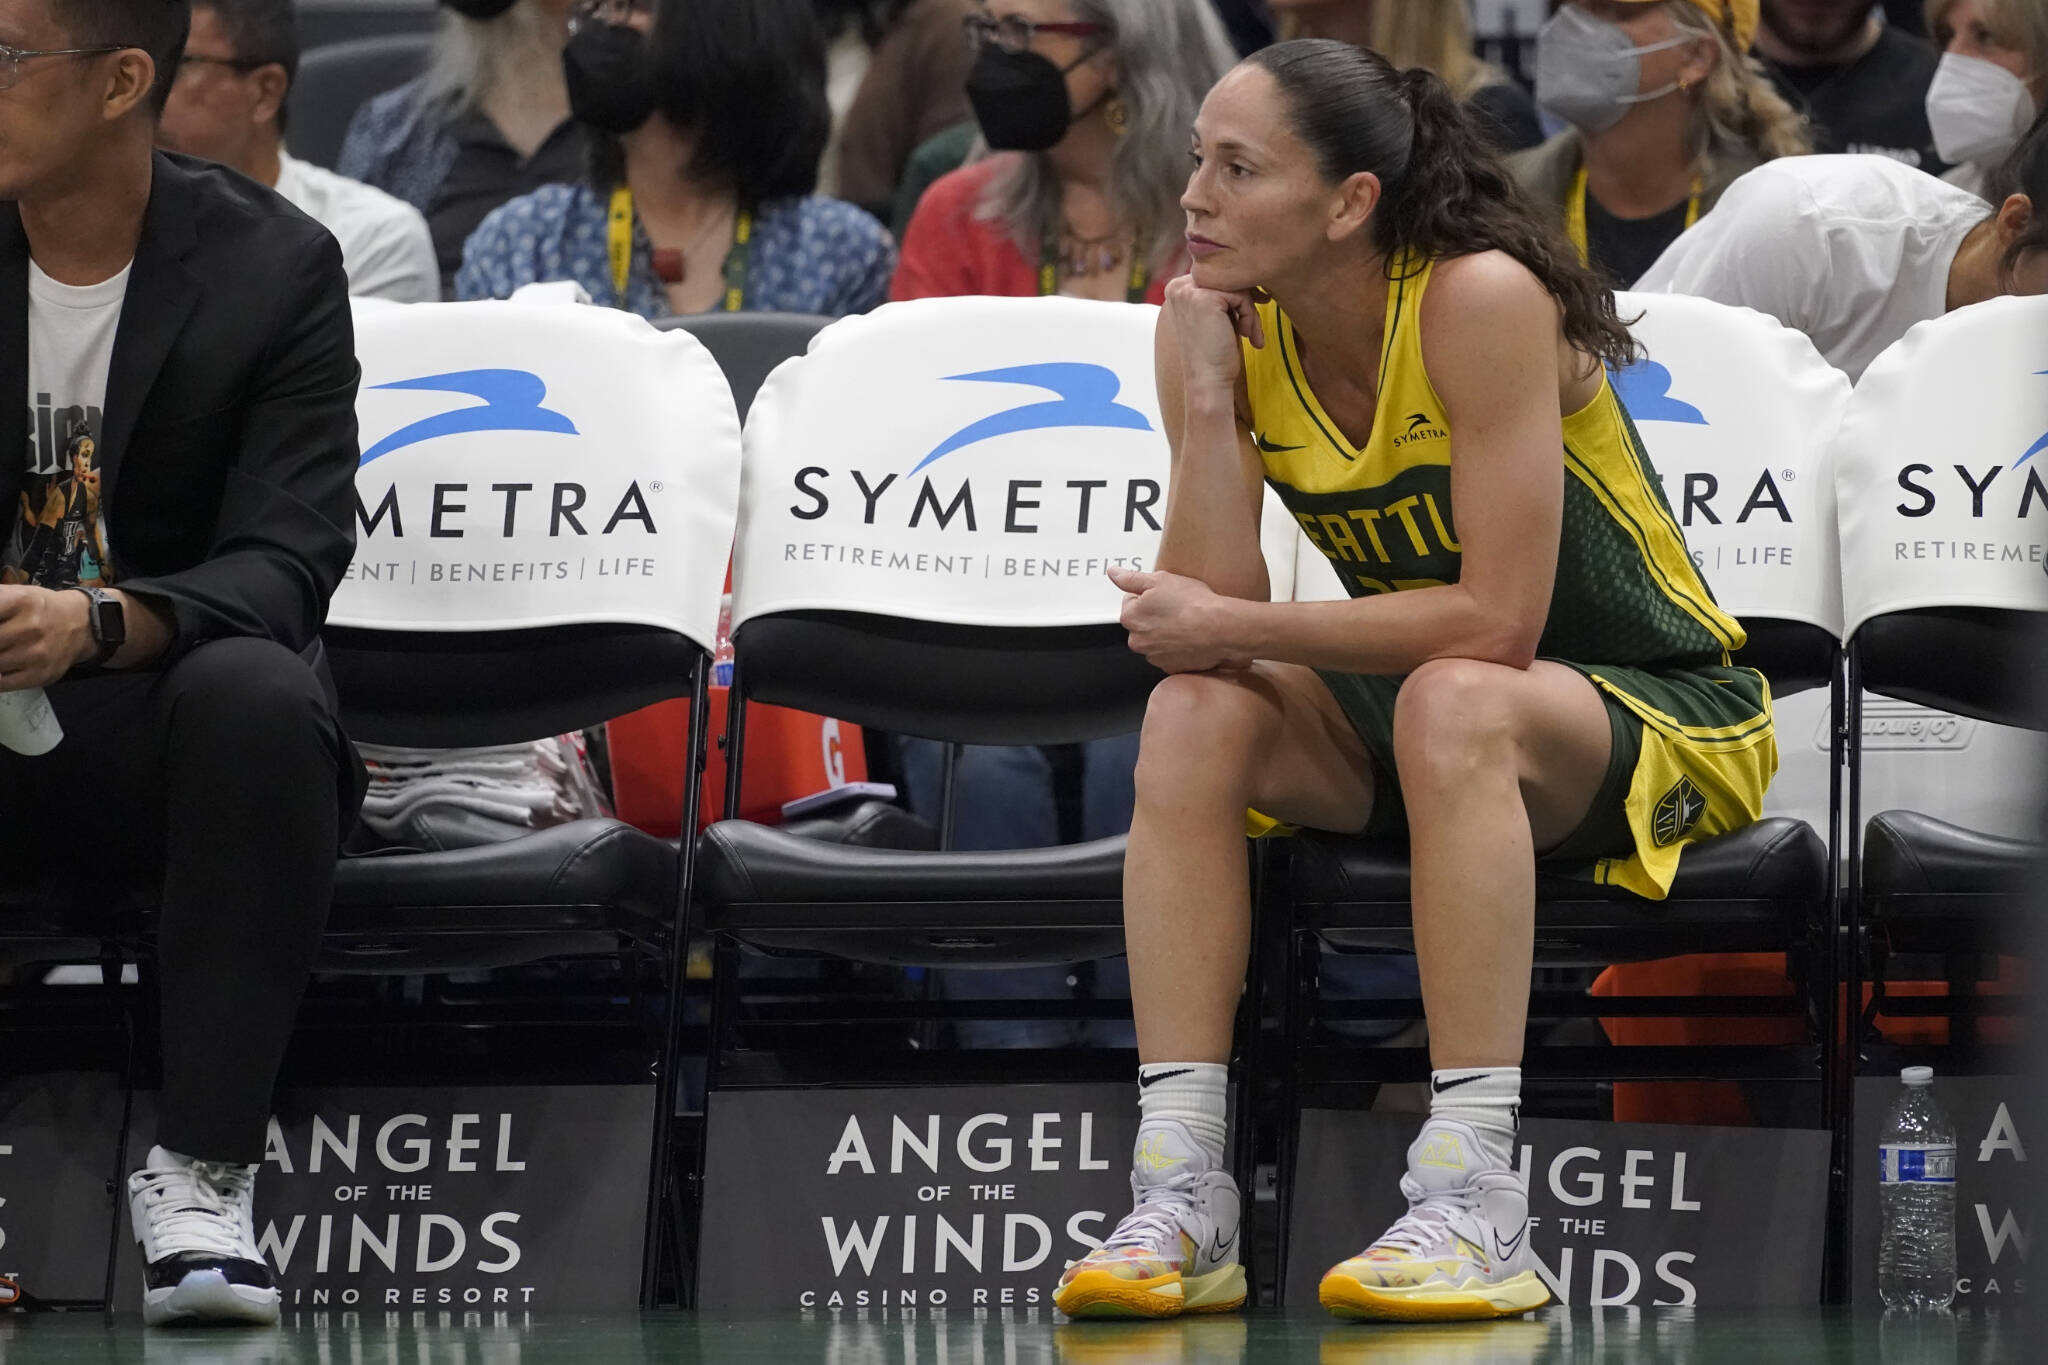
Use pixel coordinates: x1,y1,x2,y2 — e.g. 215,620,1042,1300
0,1308,2025,1364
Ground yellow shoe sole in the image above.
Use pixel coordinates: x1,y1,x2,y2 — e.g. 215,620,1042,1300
1055,1264,1247,1320
1318,1269,1550,1322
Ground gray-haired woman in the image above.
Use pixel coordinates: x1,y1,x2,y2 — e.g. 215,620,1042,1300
337,0,590,295
891,0,1236,303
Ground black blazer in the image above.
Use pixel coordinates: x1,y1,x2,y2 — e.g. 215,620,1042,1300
1,151,360,660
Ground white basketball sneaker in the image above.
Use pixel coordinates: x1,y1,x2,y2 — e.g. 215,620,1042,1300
1053,1119,1247,1319
1319,1119,1550,1322
128,1146,281,1326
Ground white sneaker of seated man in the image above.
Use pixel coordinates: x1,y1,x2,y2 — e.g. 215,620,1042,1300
128,1146,280,1326
1053,1118,1246,1319
1319,1118,1550,1322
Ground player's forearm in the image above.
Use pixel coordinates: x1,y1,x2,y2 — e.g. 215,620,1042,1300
1220,585,1541,676
1155,390,1269,601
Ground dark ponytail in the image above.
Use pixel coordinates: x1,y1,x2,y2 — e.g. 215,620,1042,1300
1248,39,1640,373
1986,105,2048,290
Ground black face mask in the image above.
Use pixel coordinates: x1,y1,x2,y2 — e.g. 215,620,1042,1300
440,0,519,19
965,44,1099,153
563,21,659,135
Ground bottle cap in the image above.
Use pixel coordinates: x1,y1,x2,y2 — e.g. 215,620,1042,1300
1902,1066,1934,1086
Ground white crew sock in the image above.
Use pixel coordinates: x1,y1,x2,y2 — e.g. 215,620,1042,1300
1137,1062,1229,1169
1426,1066,1521,1171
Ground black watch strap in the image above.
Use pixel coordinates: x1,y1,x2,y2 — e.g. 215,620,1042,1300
70,587,124,667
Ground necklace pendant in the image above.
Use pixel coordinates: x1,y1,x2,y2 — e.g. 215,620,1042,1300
652,247,685,284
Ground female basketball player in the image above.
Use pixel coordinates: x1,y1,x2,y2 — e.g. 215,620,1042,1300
1050,39,1776,1323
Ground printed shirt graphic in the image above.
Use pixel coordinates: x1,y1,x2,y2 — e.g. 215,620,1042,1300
5,261,130,591
1241,250,1744,669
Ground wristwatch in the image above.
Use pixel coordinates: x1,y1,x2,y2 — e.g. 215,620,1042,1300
69,586,125,667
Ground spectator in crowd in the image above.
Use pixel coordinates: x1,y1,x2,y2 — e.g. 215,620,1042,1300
156,0,437,302
1925,0,2045,196
456,0,892,318
894,0,1235,302
1640,112,2046,378
817,0,977,222
1266,0,1547,152
888,0,1235,1048
1059,36,1768,1323
337,0,586,295
0,0,363,1325
1512,0,1810,287
1755,0,1948,168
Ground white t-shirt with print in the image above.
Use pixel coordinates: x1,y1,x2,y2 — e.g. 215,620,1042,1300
3,259,131,589
1634,155,1991,381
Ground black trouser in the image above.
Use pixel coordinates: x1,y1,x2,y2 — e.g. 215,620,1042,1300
0,637,364,1164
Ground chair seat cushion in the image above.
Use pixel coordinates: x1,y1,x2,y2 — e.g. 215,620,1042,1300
1291,817,1825,957
325,818,674,970
694,821,1126,965
1864,810,2038,901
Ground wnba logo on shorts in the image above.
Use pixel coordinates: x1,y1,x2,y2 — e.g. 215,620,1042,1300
1652,778,1707,846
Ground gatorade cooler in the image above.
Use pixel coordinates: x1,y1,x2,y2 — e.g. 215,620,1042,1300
608,690,866,837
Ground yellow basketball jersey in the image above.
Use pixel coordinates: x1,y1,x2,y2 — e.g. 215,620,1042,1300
1243,251,1745,669
1241,252,1776,900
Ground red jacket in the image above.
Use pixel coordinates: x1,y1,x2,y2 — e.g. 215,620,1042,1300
891,157,1177,303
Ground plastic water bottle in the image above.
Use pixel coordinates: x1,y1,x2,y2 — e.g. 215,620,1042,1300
1878,1065,1957,1310
0,687,62,756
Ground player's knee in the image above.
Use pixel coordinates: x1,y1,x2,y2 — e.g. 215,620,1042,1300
1135,673,1266,797
1391,657,1518,786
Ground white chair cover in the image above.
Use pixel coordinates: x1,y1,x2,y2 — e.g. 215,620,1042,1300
1835,293,2048,636
1614,291,1851,636
332,300,741,654
732,296,1298,629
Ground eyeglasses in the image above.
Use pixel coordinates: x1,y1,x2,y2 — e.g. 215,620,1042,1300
570,0,651,29
962,13,1110,56
0,41,126,92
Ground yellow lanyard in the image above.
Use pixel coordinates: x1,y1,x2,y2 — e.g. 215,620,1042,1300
1565,166,1702,269
606,185,753,312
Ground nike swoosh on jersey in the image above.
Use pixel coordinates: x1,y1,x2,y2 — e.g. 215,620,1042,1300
1252,433,1304,453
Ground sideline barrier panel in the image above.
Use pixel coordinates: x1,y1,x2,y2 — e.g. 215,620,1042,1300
1289,1110,1829,1309
697,1084,1141,1315
0,1073,128,1306
111,1087,653,1315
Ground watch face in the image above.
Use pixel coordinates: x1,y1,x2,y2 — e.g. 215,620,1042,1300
94,594,124,647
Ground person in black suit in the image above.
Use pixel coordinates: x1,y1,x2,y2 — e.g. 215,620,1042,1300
0,0,361,1327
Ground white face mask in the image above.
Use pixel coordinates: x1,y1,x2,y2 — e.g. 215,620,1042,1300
1926,50,2038,167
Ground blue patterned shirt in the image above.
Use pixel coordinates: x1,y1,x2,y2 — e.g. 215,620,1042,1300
454,182,897,319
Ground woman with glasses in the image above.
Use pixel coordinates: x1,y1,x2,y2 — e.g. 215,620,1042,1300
892,0,1236,303
882,0,1235,1053
338,0,590,296
455,0,894,318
